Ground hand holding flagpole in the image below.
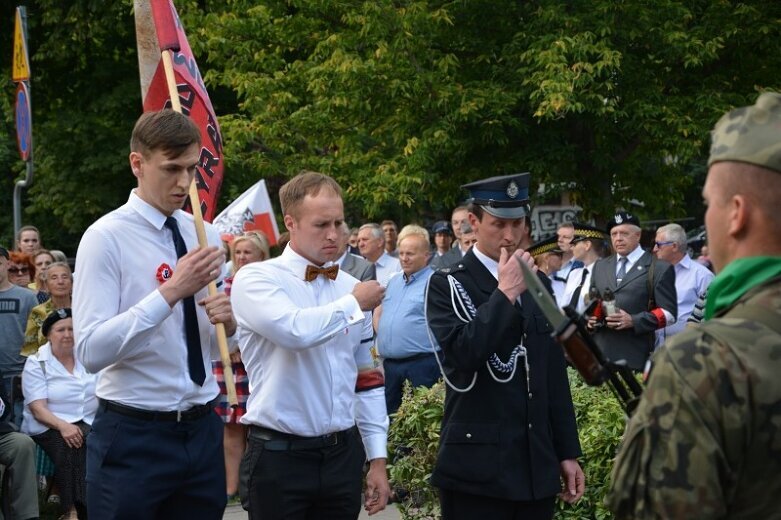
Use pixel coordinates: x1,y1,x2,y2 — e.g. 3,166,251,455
148,0,238,407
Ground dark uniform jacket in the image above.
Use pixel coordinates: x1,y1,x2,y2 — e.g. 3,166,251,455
425,250,581,501
590,251,677,371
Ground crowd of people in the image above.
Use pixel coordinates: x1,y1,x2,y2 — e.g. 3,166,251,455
1,92,780,520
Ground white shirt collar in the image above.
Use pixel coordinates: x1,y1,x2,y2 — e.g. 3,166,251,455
375,251,395,268
282,245,337,281
127,189,174,231
472,245,499,280
619,244,645,264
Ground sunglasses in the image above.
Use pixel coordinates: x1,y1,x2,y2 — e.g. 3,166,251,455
654,241,675,248
8,267,29,275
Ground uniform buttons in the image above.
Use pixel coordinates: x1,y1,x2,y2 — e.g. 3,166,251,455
466,433,472,439
528,423,533,430
528,392,533,399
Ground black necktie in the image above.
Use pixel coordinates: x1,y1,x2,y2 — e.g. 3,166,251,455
164,217,206,386
569,268,588,309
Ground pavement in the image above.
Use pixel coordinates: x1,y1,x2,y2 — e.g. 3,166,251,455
222,503,401,519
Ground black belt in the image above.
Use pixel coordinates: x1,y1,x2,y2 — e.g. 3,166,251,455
384,351,440,363
248,425,355,451
99,398,215,423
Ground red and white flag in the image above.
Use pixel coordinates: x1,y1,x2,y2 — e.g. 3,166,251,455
134,0,224,222
213,180,280,246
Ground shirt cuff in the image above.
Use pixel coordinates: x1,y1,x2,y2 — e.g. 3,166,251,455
335,294,364,325
362,433,388,461
662,309,676,325
142,289,175,323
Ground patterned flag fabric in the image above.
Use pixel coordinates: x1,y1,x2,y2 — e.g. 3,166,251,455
213,180,280,246
134,0,224,222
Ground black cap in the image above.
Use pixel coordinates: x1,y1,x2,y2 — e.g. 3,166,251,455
432,221,452,235
528,236,563,258
42,308,72,337
606,211,641,233
570,223,608,244
461,173,531,219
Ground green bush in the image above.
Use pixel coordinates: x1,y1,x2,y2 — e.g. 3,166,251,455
388,370,626,520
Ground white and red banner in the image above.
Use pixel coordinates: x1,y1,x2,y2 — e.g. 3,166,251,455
134,0,224,222
213,180,280,246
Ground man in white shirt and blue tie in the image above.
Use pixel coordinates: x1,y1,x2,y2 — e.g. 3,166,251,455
231,171,390,519
74,110,236,519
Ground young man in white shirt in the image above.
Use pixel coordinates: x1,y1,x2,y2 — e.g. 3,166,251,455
231,171,390,519
74,110,236,519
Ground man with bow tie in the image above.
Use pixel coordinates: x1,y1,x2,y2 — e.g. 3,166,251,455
231,171,390,519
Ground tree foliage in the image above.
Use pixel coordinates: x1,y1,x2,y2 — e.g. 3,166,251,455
2,0,781,249
196,0,781,222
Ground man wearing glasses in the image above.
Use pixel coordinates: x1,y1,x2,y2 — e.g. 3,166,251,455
588,212,677,372
653,223,714,346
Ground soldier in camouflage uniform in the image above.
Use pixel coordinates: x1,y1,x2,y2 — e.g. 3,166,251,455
607,92,781,518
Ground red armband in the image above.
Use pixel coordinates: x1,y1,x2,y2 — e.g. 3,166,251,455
356,369,385,392
650,308,667,329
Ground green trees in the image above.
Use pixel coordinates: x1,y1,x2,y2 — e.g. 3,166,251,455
2,1,780,249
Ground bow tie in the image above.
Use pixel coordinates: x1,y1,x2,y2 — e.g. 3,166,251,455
304,264,339,282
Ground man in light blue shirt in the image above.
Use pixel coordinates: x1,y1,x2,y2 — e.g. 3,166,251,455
653,223,714,346
375,225,440,415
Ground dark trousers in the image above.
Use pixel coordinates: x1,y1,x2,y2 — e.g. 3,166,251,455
240,426,365,520
86,405,226,519
440,488,555,520
383,353,441,416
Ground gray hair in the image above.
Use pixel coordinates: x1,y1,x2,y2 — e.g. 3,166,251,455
460,222,473,235
657,223,687,249
42,261,73,281
358,223,383,240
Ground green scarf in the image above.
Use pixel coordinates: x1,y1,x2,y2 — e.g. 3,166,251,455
704,256,781,320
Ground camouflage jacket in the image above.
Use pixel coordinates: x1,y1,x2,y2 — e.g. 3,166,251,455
606,275,781,519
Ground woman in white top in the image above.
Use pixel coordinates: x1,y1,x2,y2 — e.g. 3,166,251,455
22,308,96,520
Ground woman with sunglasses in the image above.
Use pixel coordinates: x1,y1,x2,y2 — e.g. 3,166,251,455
7,251,35,289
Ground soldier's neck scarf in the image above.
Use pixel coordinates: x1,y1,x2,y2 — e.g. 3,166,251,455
704,256,781,320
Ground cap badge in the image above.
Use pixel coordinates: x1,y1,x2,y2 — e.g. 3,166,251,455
614,214,623,224
506,181,519,199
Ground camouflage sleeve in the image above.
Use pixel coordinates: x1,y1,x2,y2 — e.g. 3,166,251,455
606,330,731,519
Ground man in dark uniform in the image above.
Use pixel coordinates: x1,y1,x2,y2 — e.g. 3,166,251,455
425,173,584,520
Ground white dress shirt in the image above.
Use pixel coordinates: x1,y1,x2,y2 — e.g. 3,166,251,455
472,245,499,280
73,191,225,410
374,252,401,287
561,262,596,313
231,246,388,460
22,343,98,436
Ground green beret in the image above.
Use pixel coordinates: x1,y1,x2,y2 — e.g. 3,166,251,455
709,92,781,173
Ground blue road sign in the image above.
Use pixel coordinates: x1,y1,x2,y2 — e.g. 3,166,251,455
16,82,31,161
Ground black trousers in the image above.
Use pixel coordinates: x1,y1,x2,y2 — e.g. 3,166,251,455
440,488,556,520
240,426,365,520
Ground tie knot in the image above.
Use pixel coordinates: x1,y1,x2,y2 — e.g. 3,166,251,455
164,216,178,231
305,264,339,282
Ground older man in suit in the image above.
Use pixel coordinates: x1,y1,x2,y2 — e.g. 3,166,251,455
589,212,677,371
337,223,376,281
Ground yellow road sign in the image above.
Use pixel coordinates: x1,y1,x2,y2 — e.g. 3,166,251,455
13,7,30,81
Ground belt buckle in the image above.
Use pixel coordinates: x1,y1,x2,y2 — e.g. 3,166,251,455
323,432,339,447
